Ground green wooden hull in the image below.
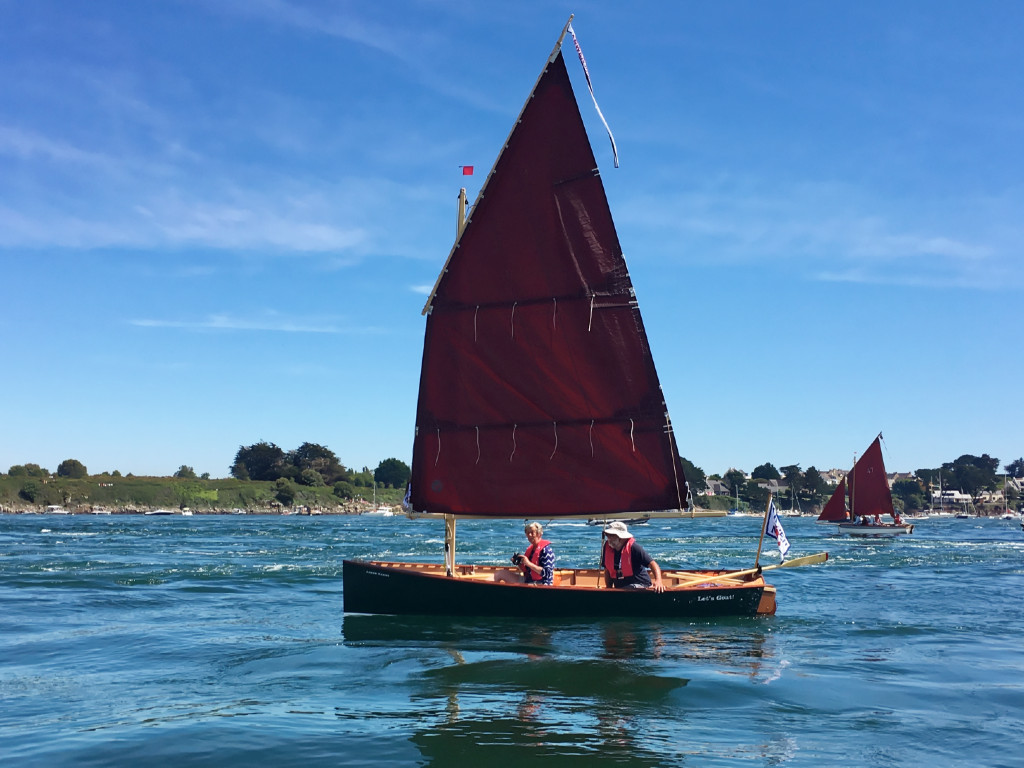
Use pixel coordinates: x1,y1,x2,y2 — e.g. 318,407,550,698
342,560,771,619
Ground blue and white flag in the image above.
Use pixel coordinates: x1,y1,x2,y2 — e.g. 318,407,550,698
764,498,791,560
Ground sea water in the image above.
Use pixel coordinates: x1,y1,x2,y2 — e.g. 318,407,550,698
1,514,1022,767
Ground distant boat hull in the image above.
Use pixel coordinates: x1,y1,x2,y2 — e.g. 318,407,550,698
342,560,775,618
834,522,915,536
586,516,649,526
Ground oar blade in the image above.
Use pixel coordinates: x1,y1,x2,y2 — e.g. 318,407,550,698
768,551,829,570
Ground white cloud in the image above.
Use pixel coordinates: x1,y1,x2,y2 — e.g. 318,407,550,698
0,124,110,165
617,178,1021,290
130,310,387,334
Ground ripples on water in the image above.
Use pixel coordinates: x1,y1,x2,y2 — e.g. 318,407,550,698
1,514,1022,766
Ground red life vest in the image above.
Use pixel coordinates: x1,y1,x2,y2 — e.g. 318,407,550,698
603,538,635,581
524,539,551,583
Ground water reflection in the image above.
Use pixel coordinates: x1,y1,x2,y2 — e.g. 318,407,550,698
341,614,776,765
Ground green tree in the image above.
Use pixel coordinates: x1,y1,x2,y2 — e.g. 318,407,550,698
751,463,781,481
374,458,411,489
299,468,326,487
892,478,925,512
1005,458,1024,479
724,469,746,498
803,467,828,503
19,480,42,502
333,481,355,500
351,467,374,488
274,478,296,506
57,459,88,479
745,482,771,509
680,457,707,495
232,442,286,481
10,463,49,478
943,454,999,497
781,464,802,507
290,443,347,484
915,467,939,488
174,465,197,479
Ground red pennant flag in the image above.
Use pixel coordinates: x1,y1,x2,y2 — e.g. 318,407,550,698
461,165,474,176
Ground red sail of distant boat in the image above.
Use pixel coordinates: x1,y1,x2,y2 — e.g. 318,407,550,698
818,477,849,522
849,436,895,518
817,436,895,522
409,50,688,518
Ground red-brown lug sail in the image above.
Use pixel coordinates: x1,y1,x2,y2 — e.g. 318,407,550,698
410,52,688,518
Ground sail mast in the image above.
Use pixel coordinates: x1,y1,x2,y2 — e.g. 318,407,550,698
456,188,467,239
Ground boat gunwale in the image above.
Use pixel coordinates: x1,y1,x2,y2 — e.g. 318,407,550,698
346,558,771,592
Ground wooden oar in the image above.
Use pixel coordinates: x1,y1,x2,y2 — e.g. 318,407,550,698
674,551,829,589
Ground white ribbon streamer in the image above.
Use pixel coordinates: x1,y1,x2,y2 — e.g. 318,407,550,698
567,23,619,168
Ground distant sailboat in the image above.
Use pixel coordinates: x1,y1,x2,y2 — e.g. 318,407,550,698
817,435,914,536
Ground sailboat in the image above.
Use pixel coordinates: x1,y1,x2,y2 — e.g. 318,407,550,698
816,434,914,536
343,18,826,618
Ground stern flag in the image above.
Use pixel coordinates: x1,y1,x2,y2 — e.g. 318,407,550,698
460,165,474,175
764,498,791,560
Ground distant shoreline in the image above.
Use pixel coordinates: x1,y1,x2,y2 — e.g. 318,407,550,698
0,500,381,516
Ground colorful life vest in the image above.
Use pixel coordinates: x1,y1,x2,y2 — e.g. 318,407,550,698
524,539,551,583
603,538,635,581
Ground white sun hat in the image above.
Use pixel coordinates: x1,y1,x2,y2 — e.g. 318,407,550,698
602,520,633,539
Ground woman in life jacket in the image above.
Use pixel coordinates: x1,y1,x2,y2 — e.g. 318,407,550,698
601,521,665,593
494,522,555,585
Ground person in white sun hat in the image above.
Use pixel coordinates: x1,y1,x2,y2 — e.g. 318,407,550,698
600,520,664,593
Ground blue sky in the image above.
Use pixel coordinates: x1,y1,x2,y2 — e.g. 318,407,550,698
2,1,1021,480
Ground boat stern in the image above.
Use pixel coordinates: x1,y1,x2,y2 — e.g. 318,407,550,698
756,583,777,615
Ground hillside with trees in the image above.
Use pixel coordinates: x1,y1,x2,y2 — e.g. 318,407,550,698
1,443,411,514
